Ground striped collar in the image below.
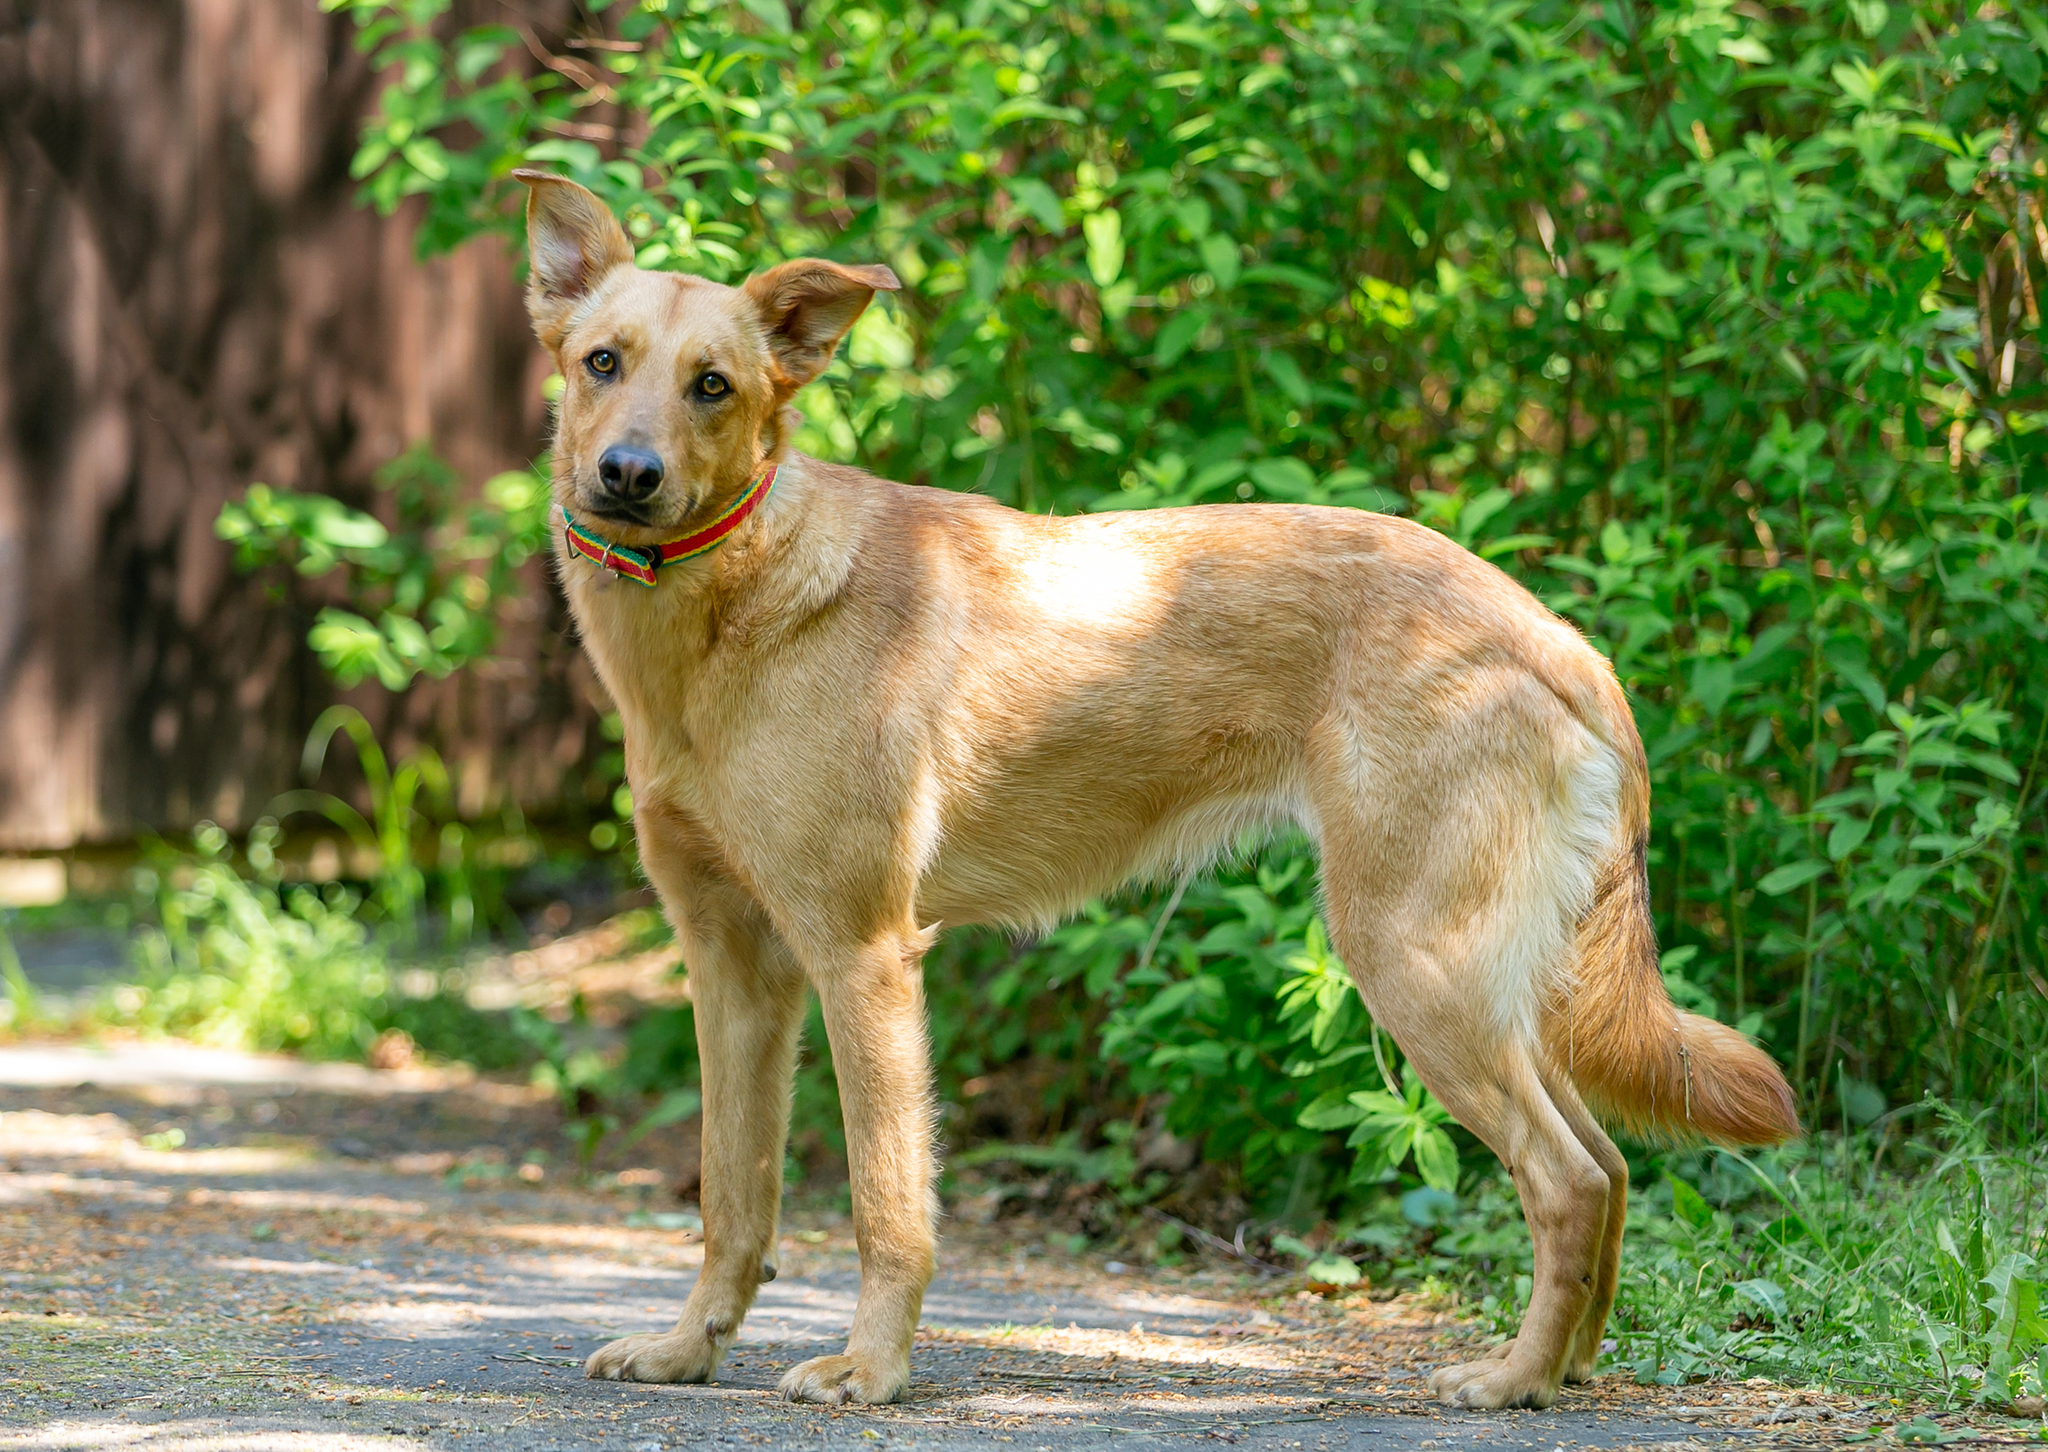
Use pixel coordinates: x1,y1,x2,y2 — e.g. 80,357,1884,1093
560,462,778,587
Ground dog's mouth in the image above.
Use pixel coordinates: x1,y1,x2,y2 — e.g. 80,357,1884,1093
574,481,677,529
575,473,732,531
582,498,658,526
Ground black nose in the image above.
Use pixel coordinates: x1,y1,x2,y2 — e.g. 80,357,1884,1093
596,445,665,502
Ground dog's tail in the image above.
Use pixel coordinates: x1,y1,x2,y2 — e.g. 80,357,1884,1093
1548,672,1800,1148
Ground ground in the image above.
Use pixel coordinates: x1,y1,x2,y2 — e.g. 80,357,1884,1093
0,1040,1936,1451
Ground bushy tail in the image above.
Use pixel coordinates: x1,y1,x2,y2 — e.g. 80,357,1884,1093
1556,831,1800,1146
1519,616,1798,1145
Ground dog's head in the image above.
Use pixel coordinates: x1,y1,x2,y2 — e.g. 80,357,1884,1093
514,170,899,531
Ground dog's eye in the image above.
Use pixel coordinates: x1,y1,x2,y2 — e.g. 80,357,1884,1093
586,349,618,377
695,372,731,400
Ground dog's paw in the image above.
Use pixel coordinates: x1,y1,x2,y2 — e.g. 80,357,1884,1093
1562,1343,1601,1385
775,1352,908,1405
1427,1357,1561,1410
584,1330,721,1384
1477,1330,1603,1384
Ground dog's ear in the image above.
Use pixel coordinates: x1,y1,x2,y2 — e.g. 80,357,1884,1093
743,259,902,392
513,169,634,347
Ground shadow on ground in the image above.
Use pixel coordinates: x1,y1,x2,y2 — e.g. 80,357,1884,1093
0,1041,1851,1450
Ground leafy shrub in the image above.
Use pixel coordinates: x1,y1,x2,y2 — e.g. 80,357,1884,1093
317,0,2048,1147
218,442,553,690
122,823,393,1058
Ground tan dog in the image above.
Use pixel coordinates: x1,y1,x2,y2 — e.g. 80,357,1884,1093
512,171,1799,1411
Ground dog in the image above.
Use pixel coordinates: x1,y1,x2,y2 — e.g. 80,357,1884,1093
511,170,1799,1411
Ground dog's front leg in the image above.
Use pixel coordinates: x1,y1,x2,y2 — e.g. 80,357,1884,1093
777,928,937,1406
586,838,806,1384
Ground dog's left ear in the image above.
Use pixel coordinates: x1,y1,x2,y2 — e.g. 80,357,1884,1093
513,169,635,348
744,260,902,392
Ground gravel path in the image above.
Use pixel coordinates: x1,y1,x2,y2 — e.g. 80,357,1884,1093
0,1041,1872,1450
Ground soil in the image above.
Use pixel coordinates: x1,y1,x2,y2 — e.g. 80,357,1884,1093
0,1039,2012,1451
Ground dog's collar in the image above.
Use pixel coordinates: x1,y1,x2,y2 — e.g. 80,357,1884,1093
561,462,778,587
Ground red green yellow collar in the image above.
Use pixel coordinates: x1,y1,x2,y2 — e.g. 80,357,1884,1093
561,462,778,587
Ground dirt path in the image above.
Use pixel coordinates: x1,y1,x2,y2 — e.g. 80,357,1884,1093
0,1041,1874,1451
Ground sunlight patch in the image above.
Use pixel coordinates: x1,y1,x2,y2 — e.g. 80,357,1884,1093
1011,533,1164,632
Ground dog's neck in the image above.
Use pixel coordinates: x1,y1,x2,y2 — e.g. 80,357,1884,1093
557,451,861,732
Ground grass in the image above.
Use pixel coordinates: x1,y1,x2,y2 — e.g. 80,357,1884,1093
1610,1120,2048,1406
1318,1120,2048,1409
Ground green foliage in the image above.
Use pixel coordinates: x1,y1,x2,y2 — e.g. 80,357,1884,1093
1254,1118,2048,1405
1300,1068,1463,1196
100,818,534,1065
0,917,42,1031
89,711,540,1064
1613,1117,2048,1404
320,0,2048,1141
121,822,393,1058
217,444,552,690
269,704,464,935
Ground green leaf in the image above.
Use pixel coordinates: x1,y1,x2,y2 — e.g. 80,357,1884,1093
1667,1175,1714,1230
1152,306,1211,366
1995,39,2042,94
1005,177,1066,234
1757,860,1828,895
1412,1126,1460,1194
1827,815,1873,861
308,609,401,689
1838,1077,1887,1126
1477,534,1553,559
620,1088,702,1149
1199,232,1241,289
1690,658,1734,718
1882,866,1932,907
1848,0,1888,37
1260,351,1313,408
734,0,791,33
1304,1254,1362,1287
1731,1278,1787,1323
1298,1093,1370,1130
1083,208,1124,288
307,502,389,550
1405,148,1449,191
1400,1187,1457,1227
1249,456,1317,499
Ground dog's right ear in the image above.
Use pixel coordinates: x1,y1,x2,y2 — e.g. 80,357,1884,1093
512,170,634,348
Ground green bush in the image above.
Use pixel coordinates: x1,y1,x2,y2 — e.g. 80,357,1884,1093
217,442,553,692
104,820,534,1065
321,0,2048,1143
122,823,393,1058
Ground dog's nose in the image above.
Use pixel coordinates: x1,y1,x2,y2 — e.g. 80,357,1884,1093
596,445,665,502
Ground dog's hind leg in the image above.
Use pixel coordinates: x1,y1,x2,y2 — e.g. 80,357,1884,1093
1308,696,1618,1410
1345,964,1609,1410
586,807,807,1385
1456,1063,1628,1386
1541,1064,1629,1381
776,922,938,1406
